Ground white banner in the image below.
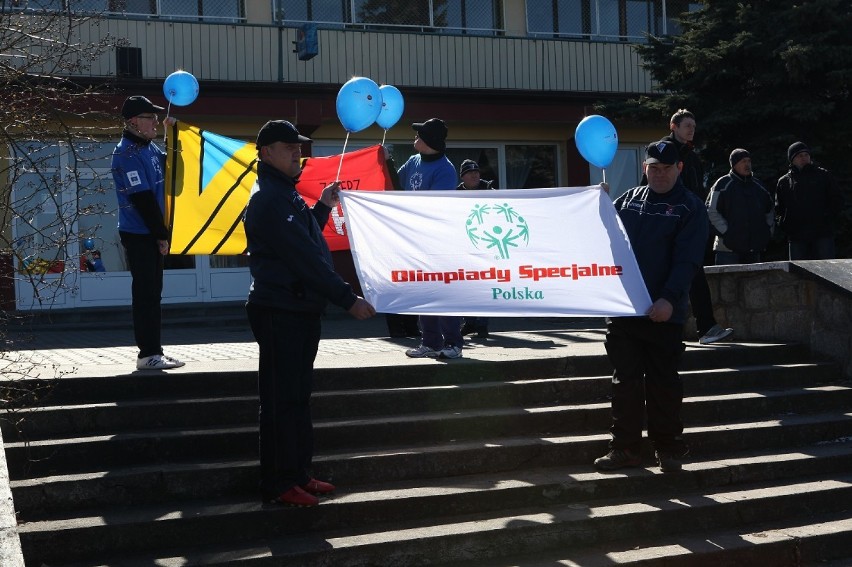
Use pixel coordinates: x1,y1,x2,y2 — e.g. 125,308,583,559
340,187,651,317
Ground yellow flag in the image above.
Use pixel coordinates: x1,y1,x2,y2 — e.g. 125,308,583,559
165,122,257,255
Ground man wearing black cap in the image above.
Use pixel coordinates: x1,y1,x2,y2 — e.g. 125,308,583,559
112,95,184,370
706,149,774,265
776,142,844,260
392,118,464,359
244,119,375,507
595,140,708,474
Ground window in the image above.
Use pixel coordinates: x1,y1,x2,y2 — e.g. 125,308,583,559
277,0,502,34
505,145,557,189
323,142,558,191
527,0,700,41
5,0,245,22
589,146,643,200
10,139,195,276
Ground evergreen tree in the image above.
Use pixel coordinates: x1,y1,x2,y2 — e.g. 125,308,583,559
600,0,852,257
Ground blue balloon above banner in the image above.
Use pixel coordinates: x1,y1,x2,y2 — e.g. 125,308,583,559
376,85,404,130
336,77,382,133
163,71,199,106
575,115,618,169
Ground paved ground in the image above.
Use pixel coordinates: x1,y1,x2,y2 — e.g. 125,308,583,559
2,312,614,378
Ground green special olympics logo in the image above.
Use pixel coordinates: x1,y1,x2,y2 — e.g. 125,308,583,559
465,203,530,259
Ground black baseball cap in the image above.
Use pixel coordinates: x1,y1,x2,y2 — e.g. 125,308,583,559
121,96,164,119
644,141,680,165
256,120,312,147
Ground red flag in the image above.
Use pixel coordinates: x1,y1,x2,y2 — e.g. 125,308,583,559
296,145,392,251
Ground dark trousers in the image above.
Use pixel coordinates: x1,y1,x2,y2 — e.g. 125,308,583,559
789,237,835,260
385,313,420,337
246,303,320,498
120,231,163,358
604,317,687,456
420,315,463,350
689,267,717,336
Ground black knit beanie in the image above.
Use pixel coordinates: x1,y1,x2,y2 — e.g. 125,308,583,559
729,148,750,168
787,141,809,163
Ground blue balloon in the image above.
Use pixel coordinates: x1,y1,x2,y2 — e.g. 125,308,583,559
83,238,95,251
336,77,382,133
163,71,199,106
376,85,404,130
575,115,618,168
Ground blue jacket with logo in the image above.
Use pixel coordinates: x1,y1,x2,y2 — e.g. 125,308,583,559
397,153,457,191
111,131,168,237
245,161,357,314
613,181,709,324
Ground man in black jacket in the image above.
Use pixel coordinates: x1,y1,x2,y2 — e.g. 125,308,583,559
706,149,774,265
245,120,375,507
644,109,732,345
776,142,844,260
595,140,708,474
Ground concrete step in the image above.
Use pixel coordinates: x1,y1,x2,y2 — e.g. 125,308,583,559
21,468,852,566
10,411,852,518
13,442,852,523
7,337,851,566
465,509,852,566
3,362,841,441
5,343,815,409
8,301,249,332
5,384,852,479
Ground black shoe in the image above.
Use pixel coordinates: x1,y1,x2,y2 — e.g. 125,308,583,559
460,322,477,336
656,449,688,473
475,327,489,339
594,448,641,471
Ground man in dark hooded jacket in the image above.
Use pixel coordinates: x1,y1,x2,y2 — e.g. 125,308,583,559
776,142,844,260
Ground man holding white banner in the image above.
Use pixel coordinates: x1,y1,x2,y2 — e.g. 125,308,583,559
595,140,709,474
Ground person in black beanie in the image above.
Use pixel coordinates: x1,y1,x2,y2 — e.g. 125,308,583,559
706,149,774,265
457,159,496,191
776,142,844,260
386,118,464,359
456,159,495,338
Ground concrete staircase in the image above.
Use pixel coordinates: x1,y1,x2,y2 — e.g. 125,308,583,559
4,341,852,566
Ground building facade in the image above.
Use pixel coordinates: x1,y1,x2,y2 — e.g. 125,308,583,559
3,0,699,310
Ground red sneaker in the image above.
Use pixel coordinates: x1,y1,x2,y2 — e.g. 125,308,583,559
270,486,319,507
301,478,335,495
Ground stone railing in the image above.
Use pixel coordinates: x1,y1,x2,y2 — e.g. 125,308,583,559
692,259,852,378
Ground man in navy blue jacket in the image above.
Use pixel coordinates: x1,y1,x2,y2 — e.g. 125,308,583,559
595,140,709,474
245,120,375,507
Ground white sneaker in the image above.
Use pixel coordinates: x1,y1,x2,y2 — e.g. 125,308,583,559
699,324,734,345
405,344,440,358
137,354,186,370
438,345,463,359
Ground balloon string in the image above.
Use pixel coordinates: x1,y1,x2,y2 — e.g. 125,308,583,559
163,99,173,145
381,130,387,146
602,168,607,184
336,131,350,182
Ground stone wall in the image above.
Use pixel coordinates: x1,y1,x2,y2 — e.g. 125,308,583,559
690,259,852,378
